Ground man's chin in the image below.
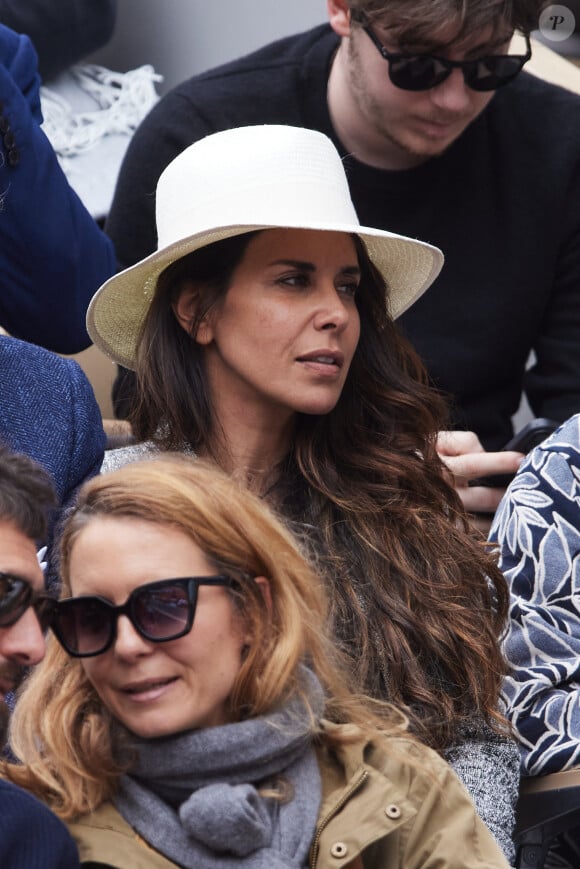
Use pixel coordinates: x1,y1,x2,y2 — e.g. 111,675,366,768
376,123,460,167
400,130,459,160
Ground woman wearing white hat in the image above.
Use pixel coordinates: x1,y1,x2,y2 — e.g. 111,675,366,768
89,125,518,859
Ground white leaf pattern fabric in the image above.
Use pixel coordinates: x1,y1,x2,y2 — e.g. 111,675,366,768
490,414,580,775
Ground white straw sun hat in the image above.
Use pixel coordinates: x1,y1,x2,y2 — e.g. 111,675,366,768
87,124,444,370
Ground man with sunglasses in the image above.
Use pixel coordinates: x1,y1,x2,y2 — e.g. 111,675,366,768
107,0,577,529
0,445,80,867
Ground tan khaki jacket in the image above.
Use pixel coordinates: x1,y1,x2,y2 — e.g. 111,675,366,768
67,723,510,868
311,723,509,868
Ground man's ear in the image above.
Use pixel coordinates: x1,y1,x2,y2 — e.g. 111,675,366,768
327,0,352,37
172,280,214,345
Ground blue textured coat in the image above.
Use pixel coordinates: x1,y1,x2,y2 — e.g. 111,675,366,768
0,335,105,508
0,23,116,352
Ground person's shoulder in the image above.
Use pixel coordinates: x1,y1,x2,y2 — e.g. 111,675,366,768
0,335,82,382
0,336,97,407
491,416,580,544
510,415,580,482
317,726,492,845
69,801,176,867
446,72,580,211
367,730,451,791
317,720,448,797
0,333,102,428
0,780,80,865
101,441,158,473
536,414,580,454
168,24,334,105
69,800,132,837
194,24,332,82
529,415,580,483
492,70,580,127
0,23,37,78
316,723,509,866
0,337,103,507
0,777,54,817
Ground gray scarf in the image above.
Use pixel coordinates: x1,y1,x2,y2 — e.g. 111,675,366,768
114,668,324,868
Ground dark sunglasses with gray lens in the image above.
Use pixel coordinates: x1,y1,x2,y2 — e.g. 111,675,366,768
360,19,531,92
0,572,56,631
50,576,234,658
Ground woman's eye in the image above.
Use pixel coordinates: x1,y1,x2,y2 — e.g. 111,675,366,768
338,282,358,298
277,273,309,288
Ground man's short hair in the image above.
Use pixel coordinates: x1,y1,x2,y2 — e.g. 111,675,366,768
0,445,56,542
349,0,548,45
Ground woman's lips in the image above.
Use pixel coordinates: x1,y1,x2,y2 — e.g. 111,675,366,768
296,350,344,375
120,676,178,702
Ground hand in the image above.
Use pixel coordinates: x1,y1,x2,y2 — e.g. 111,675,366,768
436,431,524,534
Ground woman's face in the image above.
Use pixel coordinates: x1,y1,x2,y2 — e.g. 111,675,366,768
68,516,249,739
177,228,361,425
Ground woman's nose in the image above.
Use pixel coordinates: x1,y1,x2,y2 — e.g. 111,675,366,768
313,285,351,332
113,615,152,658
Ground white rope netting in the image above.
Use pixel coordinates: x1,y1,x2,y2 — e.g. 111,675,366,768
40,63,162,157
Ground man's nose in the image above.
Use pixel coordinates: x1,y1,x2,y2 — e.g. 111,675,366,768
0,607,45,666
429,67,472,113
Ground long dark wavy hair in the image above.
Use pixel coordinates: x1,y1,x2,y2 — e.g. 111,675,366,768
130,230,509,751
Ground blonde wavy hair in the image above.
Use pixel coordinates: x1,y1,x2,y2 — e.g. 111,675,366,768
5,455,403,819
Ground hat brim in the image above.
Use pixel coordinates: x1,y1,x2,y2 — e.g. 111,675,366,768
87,222,443,370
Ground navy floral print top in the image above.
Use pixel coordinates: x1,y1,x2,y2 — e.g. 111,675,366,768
491,414,580,775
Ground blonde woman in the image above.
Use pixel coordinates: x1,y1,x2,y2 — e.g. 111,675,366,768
7,457,507,868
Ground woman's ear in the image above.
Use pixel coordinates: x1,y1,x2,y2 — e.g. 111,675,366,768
172,280,214,345
241,577,272,649
254,576,273,616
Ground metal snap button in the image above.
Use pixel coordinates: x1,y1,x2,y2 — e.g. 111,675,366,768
385,803,401,819
330,841,349,858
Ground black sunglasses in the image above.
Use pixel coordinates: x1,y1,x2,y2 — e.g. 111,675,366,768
0,572,56,632
50,576,234,658
359,19,531,92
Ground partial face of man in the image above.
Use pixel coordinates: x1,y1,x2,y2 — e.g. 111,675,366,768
327,1,514,169
0,520,46,743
